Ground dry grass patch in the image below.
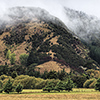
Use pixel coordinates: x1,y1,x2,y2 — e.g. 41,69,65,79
36,61,70,74
0,93,100,100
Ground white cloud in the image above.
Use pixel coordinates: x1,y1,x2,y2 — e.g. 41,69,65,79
0,0,100,21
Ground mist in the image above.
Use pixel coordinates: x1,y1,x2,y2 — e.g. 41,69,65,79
1,0,100,24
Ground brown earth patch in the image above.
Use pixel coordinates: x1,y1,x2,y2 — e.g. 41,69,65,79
0,93,100,100
35,61,70,74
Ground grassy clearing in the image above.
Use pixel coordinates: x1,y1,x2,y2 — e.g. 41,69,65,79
0,88,100,100
22,88,97,94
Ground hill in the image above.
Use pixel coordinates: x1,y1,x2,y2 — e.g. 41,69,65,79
0,7,99,75
64,7,100,45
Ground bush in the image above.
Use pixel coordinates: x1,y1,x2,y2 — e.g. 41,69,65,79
43,81,55,92
15,83,23,93
19,53,29,66
55,81,65,92
64,78,74,92
0,75,10,81
89,79,97,88
14,75,29,80
0,80,3,89
0,89,3,93
3,79,14,94
11,71,18,78
83,78,96,88
10,53,16,65
13,76,35,89
6,50,11,59
95,78,100,91
35,78,47,89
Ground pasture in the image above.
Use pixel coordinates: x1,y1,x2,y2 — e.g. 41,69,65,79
0,88,100,100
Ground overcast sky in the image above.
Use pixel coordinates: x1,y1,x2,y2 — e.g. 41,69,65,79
0,0,100,19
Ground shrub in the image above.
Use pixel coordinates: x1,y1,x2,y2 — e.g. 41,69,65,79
35,78,47,89
43,81,55,92
13,76,36,89
11,71,18,78
15,83,23,93
0,89,3,93
10,53,16,65
3,79,14,94
14,75,29,80
83,78,96,88
95,78,100,91
0,80,3,89
55,81,65,92
6,50,11,59
64,78,74,92
89,79,97,88
0,75,9,80
19,53,29,66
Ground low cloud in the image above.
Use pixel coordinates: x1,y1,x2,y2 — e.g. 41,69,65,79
0,0,100,23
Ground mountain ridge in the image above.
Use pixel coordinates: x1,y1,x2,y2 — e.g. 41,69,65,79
64,7,100,44
0,7,99,75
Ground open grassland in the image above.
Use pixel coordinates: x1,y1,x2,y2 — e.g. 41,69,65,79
0,88,100,100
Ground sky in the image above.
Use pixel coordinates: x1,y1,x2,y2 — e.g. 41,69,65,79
0,0,100,20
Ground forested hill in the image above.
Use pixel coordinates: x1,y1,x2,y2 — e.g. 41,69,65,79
0,7,99,75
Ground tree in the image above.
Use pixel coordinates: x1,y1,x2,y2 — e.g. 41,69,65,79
95,78,100,91
10,53,16,65
55,81,65,92
11,71,18,78
19,53,29,66
0,80,3,89
43,81,55,92
58,69,66,80
64,78,73,92
6,49,11,59
15,83,23,93
3,79,13,94
27,50,39,66
47,70,58,79
83,78,96,88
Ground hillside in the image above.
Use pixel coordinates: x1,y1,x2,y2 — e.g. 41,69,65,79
64,7,100,45
0,7,99,75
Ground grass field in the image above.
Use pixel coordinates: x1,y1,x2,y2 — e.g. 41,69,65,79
0,88,100,100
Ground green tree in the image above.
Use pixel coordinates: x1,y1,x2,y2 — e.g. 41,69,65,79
0,80,3,89
43,81,55,92
0,89,3,93
83,78,96,88
58,69,66,80
47,70,58,79
95,78,100,91
15,83,23,93
11,71,18,78
64,78,73,92
6,50,11,59
3,79,13,94
10,53,16,65
55,81,65,92
19,53,29,66
27,51,39,66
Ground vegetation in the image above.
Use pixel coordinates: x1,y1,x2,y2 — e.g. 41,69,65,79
83,78,96,88
15,83,23,93
6,50,11,59
3,79,14,94
19,53,29,66
95,78,100,91
0,13,100,96
10,53,16,65
89,45,100,65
